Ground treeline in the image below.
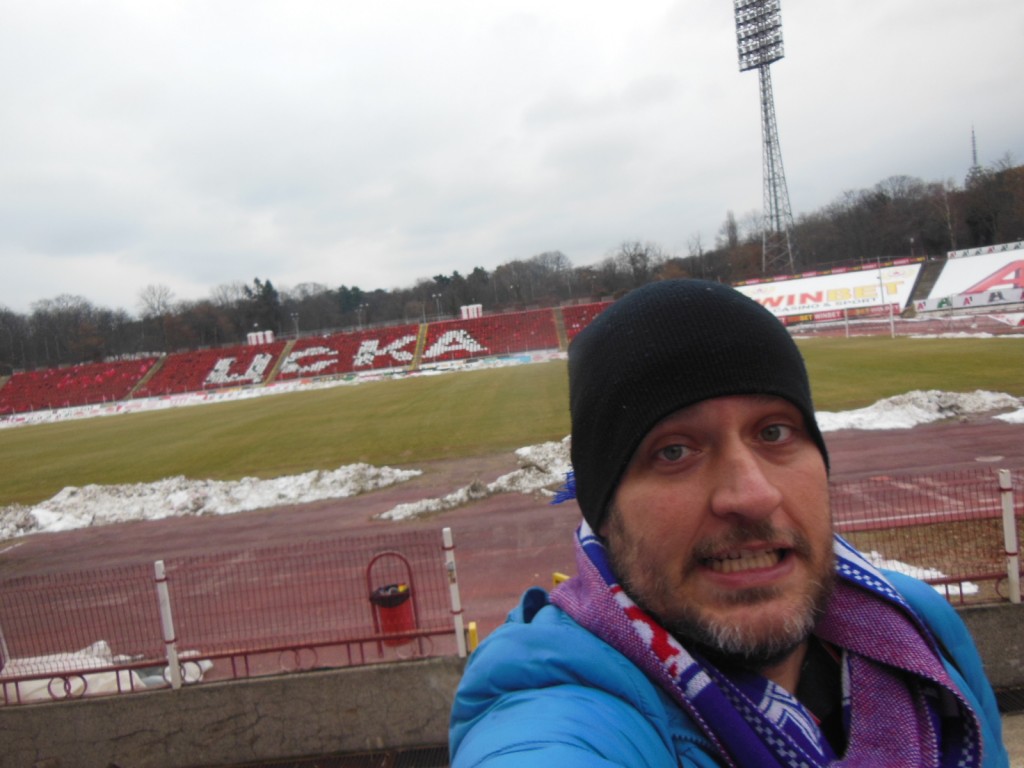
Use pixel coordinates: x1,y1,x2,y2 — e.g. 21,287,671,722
1,158,1021,374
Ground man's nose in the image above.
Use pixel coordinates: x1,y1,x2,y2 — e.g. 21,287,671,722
708,441,784,521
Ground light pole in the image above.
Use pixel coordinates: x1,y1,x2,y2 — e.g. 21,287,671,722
877,264,895,338
432,293,442,319
290,312,299,337
358,303,369,329
734,0,796,274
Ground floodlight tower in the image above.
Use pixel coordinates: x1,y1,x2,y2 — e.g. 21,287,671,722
734,0,796,274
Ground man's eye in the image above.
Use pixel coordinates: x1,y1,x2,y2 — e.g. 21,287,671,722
761,424,793,443
656,444,688,462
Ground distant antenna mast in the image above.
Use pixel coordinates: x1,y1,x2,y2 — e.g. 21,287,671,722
971,125,980,171
734,0,796,274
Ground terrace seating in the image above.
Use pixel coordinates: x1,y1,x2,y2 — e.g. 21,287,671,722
132,343,286,399
0,359,158,415
420,309,559,364
0,305,611,415
561,302,612,341
275,325,422,381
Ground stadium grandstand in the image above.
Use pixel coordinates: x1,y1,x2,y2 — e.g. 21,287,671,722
275,323,422,381
1,245,1022,418
0,358,159,415
0,304,609,417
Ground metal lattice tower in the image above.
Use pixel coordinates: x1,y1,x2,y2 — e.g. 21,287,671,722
734,0,796,274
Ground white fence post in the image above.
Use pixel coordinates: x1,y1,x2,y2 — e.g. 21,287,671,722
0,617,9,667
443,527,467,658
999,470,1021,604
154,560,183,688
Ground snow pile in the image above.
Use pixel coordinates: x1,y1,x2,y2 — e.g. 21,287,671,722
0,377,357,430
1,390,1020,538
2,640,213,703
816,389,1021,431
378,391,1023,522
377,438,572,521
0,464,421,540
996,407,1024,424
865,551,979,597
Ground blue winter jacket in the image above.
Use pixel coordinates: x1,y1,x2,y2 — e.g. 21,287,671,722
450,571,1008,767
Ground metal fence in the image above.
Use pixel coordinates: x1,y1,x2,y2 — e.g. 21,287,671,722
833,467,1022,604
789,310,1024,338
1,469,1020,707
1,528,464,706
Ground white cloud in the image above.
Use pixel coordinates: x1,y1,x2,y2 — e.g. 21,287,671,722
1,0,1022,313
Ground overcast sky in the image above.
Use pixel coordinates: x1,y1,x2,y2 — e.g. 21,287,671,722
2,0,1022,315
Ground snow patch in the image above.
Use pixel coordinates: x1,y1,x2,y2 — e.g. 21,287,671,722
1,389,1019,537
0,465,420,540
817,390,1020,431
377,437,572,521
864,551,979,597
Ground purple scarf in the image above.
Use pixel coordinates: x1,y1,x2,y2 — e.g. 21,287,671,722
551,523,982,767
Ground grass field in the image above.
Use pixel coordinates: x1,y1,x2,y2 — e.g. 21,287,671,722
0,337,1021,507
799,336,1024,410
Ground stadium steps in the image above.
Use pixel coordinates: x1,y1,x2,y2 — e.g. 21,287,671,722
552,307,569,351
906,258,947,312
410,323,429,370
263,339,296,385
127,355,166,398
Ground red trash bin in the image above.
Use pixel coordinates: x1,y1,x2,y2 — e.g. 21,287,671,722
370,583,415,646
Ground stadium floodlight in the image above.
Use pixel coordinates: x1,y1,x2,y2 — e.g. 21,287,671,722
734,0,784,72
733,0,795,274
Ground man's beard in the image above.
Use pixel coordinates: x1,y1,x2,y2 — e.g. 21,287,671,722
605,514,836,673
670,572,835,671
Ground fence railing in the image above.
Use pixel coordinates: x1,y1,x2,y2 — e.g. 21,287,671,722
833,467,1022,604
0,528,464,706
790,310,1024,338
1,469,1020,706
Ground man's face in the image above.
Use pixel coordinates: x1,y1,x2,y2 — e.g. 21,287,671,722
601,395,834,670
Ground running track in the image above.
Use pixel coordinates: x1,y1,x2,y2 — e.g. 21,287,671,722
1,415,1021,639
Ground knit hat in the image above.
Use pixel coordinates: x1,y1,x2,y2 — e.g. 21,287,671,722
567,279,828,531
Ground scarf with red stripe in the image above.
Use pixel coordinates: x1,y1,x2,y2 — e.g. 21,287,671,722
551,522,982,767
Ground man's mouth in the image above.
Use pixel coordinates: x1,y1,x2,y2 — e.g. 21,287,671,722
701,548,786,574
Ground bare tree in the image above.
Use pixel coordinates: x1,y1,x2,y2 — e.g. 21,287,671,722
716,211,740,250
687,233,706,279
29,295,104,365
615,241,664,288
137,284,175,320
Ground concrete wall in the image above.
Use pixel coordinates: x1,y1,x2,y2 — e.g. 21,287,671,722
960,603,1024,690
1,605,1021,768
0,656,466,768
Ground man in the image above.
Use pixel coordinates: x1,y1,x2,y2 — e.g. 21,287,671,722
450,279,1008,767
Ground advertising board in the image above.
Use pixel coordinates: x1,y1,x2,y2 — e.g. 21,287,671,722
734,263,921,319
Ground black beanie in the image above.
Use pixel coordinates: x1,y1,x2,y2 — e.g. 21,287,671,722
568,279,828,531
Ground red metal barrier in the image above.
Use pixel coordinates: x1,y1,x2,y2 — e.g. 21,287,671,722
1,470,1019,706
0,528,461,706
831,467,1023,604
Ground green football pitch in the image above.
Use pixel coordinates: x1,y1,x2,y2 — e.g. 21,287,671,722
0,337,1021,507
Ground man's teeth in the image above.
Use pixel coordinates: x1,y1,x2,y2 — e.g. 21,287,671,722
704,549,782,573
